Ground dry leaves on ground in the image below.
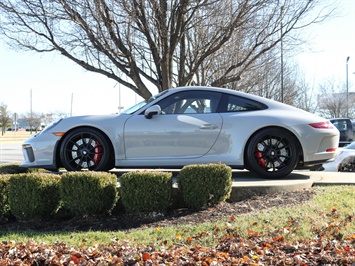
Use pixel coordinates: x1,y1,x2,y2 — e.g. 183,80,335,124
1,233,354,265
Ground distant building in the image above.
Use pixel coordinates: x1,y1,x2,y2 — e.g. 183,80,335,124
7,118,29,131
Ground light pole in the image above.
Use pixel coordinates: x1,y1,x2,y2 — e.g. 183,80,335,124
280,6,284,103
346,56,350,118
114,82,124,114
70,93,73,117
30,89,33,134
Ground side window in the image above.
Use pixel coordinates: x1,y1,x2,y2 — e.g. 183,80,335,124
331,119,351,131
158,91,221,114
221,94,267,112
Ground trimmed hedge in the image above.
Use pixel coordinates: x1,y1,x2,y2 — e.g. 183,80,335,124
120,171,173,213
0,163,29,174
8,173,61,220
177,163,232,209
0,163,234,219
60,171,119,216
0,175,11,220
0,163,46,174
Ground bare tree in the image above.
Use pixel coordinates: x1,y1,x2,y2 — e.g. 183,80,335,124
0,0,336,99
0,104,12,135
228,48,299,104
293,75,319,113
22,112,44,133
317,79,354,119
173,1,335,97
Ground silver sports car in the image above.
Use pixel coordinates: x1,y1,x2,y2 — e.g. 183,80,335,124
21,86,339,178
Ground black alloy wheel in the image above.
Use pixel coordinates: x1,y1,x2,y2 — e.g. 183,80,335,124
246,128,299,179
60,128,113,171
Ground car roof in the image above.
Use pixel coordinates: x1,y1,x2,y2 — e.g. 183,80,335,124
170,86,283,106
330,118,352,121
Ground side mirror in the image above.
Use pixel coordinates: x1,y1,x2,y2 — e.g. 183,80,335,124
144,105,162,119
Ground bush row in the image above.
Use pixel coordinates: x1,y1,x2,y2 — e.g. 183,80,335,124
0,163,232,221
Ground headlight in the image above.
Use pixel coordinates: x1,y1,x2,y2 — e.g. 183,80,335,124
40,119,63,134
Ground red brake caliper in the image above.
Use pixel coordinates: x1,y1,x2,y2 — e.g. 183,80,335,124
255,150,266,168
93,141,102,165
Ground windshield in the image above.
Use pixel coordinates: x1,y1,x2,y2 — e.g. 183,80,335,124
345,142,355,149
122,100,147,114
122,90,170,114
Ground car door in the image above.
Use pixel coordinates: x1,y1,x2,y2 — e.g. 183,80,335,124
123,90,223,159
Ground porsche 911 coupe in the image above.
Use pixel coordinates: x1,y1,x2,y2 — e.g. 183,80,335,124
21,86,339,178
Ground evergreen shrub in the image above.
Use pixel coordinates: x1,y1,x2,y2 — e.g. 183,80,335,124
60,171,119,216
120,171,173,213
0,174,11,220
8,173,61,220
0,163,45,174
177,163,232,209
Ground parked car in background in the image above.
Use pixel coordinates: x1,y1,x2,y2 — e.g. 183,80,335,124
20,86,339,179
330,118,354,147
320,141,355,172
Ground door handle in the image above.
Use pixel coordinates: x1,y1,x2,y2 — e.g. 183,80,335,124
200,124,218,130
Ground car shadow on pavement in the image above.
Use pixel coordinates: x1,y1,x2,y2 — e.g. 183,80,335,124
231,170,311,181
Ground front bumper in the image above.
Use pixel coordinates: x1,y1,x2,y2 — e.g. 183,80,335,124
20,133,61,170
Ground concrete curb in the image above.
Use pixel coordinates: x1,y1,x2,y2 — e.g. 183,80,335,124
311,171,355,186
113,169,344,203
228,171,354,202
230,180,313,202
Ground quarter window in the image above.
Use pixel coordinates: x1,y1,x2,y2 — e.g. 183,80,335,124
220,94,267,112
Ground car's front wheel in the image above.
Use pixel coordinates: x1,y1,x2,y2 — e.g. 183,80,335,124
60,128,113,171
246,128,299,178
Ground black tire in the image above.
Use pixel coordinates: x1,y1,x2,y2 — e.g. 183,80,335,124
60,128,113,171
246,128,299,178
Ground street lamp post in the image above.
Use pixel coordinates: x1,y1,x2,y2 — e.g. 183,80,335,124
70,93,73,117
346,56,350,118
280,6,284,103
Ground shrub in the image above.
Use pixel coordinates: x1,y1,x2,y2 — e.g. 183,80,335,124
120,171,173,213
0,163,46,174
177,163,232,209
60,171,119,216
0,163,28,174
8,173,61,220
0,175,11,220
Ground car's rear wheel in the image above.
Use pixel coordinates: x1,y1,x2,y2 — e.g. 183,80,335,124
60,128,113,171
246,128,299,178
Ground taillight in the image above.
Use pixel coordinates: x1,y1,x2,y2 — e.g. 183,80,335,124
309,121,334,129
326,148,337,152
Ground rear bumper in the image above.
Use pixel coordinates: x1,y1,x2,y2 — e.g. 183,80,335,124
296,158,334,170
